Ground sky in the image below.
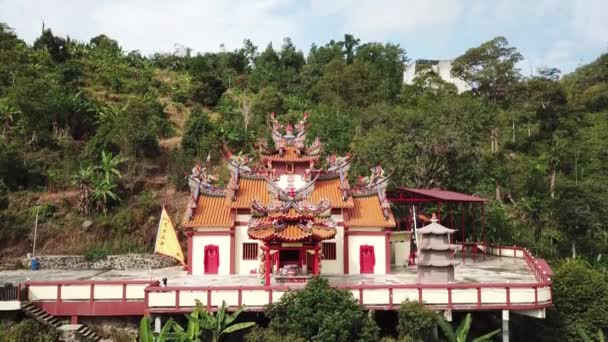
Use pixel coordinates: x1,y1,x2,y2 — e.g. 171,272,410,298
1,0,607,75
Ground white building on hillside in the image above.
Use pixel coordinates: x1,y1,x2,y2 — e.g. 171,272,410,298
404,59,471,93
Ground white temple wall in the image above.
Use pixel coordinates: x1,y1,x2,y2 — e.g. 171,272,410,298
191,235,231,275
348,234,387,275
321,225,344,275
235,223,262,275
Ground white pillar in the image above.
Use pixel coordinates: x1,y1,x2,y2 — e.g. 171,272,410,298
502,310,509,342
154,316,161,333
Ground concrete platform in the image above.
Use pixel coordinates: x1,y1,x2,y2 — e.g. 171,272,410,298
1,256,536,286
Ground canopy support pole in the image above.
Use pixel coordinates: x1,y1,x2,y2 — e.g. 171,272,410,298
482,204,486,260
461,202,465,264
471,203,477,262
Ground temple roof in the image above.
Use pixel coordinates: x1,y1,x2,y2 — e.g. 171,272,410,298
262,146,319,163
183,194,232,228
248,223,336,242
347,195,396,228
310,178,354,208
227,177,272,209
417,218,457,235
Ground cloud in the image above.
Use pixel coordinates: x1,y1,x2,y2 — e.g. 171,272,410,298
0,0,299,53
570,0,608,45
0,0,605,73
310,0,463,40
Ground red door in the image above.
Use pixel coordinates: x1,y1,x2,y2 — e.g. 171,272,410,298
359,245,375,274
204,245,219,274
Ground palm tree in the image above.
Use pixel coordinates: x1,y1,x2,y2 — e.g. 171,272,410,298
436,313,500,342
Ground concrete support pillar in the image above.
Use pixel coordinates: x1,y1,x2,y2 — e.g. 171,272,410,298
154,316,161,333
502,310,509,342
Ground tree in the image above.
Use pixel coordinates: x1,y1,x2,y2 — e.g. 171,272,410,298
545,259,608,341
397,300,437,341
436,313,500,342
265,277,379,342
452,36,523,105
552,179,605,258
72,165,95,215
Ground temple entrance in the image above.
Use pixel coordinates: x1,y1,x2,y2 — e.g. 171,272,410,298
360,245,375,274
204,245,219,274
279,250,300,268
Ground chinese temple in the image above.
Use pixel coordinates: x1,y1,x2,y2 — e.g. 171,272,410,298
181,113,396,283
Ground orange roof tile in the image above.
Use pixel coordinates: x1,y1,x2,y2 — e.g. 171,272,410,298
183,194,232,228
310,178,354,208
228,177,272,209
263,147,319,163
248,224,336,242
347,195,396,228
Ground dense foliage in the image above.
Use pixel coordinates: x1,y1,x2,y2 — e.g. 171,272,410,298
397,300,437,341
265,277,379,342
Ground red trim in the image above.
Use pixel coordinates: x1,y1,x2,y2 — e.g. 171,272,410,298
343,210,349,274
187,232,193,275
191,230,231,236
346,230,391,236
230,229,235,274
385,231,391,274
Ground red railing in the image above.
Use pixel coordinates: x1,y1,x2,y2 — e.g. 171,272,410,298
144,244,552,313
21,244,553,315
23,280,158,317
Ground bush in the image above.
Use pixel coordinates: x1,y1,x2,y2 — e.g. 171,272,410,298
397,300,436,341
265,276,379,342
547,259,608,341
0,319,60,342
245,326,306,342
84,247,110,262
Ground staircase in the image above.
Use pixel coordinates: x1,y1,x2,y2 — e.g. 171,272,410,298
20,302,103,341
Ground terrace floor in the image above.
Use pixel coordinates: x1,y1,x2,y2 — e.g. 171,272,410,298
1,256,536,286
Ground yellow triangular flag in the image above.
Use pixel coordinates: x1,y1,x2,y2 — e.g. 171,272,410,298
154,207,185,266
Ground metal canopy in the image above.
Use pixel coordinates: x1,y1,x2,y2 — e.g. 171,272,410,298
387,187,488,203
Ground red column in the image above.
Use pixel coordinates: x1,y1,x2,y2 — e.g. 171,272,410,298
385,230,391,274
313,244,320,275
187,232,193,275
461,202,465,263
229,228,235,274
438,201,442,223
264,245,271,286
471,203,477,262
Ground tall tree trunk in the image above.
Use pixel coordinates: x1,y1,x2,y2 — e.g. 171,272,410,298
550,167,556,199
571,240,576,259
495,181,501,202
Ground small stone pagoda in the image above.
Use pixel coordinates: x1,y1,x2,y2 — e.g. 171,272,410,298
417,213,458,283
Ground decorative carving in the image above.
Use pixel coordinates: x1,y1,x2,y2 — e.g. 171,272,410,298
187,164,217,198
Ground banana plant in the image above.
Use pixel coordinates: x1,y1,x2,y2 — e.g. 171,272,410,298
578,327,606,342
436,313,500,342
197,300,256,342
139,316,174,342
